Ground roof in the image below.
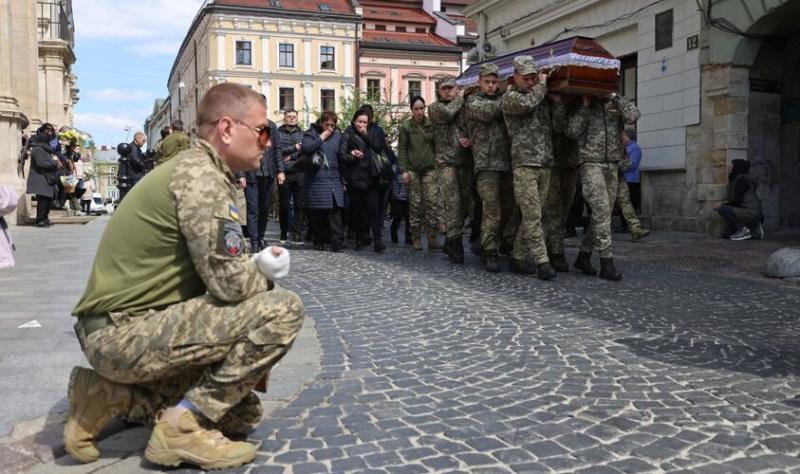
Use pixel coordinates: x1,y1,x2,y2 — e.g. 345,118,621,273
213,0,355,15
446,13,477,34
362,29,456,48
360,4,436,24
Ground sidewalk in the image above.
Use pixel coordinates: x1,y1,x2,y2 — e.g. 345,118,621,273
0,218,321,474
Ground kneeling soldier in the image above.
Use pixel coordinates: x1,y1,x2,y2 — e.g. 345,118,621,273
64,83,305,470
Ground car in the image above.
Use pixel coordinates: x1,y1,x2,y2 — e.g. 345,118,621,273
88,193,107,215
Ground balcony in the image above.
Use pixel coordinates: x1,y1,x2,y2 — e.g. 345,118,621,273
37,0,74,48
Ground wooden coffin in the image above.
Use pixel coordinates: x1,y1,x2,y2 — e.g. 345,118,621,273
540,37,619,96
457,36,620,96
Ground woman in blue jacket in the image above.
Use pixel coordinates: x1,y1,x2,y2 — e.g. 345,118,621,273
300,111,346,251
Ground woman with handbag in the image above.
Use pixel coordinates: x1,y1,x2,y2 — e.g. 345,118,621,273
341,110,391,253
26,123,63,227
300,111,346,251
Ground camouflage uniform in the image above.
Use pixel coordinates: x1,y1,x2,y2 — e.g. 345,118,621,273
543,131,579,255
500,57,567,265
429,81,472,240
155,131,190,166
615,160,642,230
466,63,515,254
397,116,440,240
73,140,305,426
566,95,640,258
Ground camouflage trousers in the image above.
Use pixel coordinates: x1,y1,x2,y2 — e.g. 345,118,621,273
407,169,441,239
543,167,577,255
511,166,551,265
476,171,515,253
440,165,473,239
83,288,305,426
615,171,641,229
579,163,619,258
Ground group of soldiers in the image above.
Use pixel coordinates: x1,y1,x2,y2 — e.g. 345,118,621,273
428,55,647,281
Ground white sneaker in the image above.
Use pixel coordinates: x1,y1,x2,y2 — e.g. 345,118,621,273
730,227,752,241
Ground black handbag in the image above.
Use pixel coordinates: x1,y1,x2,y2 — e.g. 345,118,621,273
295,149,328,172
369,150,394,182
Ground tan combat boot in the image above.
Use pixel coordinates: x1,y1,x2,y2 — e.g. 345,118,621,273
630,227,651,241
64,366,131,463
145,410,256,470
427,234,442,251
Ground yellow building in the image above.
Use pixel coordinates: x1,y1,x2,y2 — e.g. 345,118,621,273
168,0,361,128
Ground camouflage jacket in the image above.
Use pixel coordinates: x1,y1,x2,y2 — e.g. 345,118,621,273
566,95,640,164
73,140,269,319
500,83,567,169
465,91,511,173
155,131,190,166
428,96,469,167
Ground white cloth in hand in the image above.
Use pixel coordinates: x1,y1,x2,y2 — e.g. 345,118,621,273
251,246,290,280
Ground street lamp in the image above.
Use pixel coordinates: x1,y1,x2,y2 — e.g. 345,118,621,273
178,80,186,120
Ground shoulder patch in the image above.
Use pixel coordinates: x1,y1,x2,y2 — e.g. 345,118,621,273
218,220,245,257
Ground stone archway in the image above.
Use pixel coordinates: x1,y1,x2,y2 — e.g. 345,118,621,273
701,0,800,232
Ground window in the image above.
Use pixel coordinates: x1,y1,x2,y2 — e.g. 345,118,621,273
318,3,330,11
279,43,294,68
655,9,673,51
107,176,115,186
367,79,381,101
321,89,336,111
415,27,426,33
320,46,335,70
375,24,386,31
235,41,252,65
396,26,406,32
408,80,422,99
279,87,294,111
269,0,281,6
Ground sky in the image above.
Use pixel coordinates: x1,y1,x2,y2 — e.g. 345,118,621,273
72,0,205,148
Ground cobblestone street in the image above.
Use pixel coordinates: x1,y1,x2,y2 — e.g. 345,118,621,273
3,220,800,473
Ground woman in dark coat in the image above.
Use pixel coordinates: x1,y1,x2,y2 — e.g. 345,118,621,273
26,123,62,227
340,109,389,253
301,110,346,251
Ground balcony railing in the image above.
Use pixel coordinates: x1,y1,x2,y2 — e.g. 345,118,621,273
37,0,74,48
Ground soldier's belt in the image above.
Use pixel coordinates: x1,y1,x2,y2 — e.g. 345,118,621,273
79,313,113,336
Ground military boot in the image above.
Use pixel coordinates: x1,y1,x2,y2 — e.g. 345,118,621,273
412,237,423,251
145,410,256,470
630,227,651,241
573,251,597,276
482,251,500,273
427,234,442,251
599,258,622,281
549,254,570,273
509,258,536,275
537,262,557,281
64,366,132,464
449,237,465,264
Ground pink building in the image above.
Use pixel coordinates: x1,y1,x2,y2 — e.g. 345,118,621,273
358,0,463,108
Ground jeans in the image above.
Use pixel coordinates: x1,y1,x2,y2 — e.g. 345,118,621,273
278,173,304,237
245,176,275,242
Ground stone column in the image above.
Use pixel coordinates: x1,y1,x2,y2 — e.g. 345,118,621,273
694,64,751,235
0,0,28,197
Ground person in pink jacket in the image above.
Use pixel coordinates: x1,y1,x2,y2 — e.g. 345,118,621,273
0,186,19,268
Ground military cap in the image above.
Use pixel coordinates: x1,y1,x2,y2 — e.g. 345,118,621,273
479,62,500,78
438,76,457,87
513,55,538,75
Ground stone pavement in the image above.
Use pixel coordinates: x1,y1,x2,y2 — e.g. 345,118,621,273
2,220,800,473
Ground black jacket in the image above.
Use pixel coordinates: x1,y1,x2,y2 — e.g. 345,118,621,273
340,125,380,191
275,124,305,174
25,134,58,198
128,142,147,178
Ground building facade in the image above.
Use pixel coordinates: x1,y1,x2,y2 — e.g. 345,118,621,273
0,0,78,223
92,147,119,203
464,0,800,234
168,0,360,129
143,98,170,150
359,0,463,107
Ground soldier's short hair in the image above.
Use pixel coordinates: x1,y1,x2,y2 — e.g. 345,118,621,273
170,119,184,131
283,108,298,115
197,83,265,138
160,126,171,139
